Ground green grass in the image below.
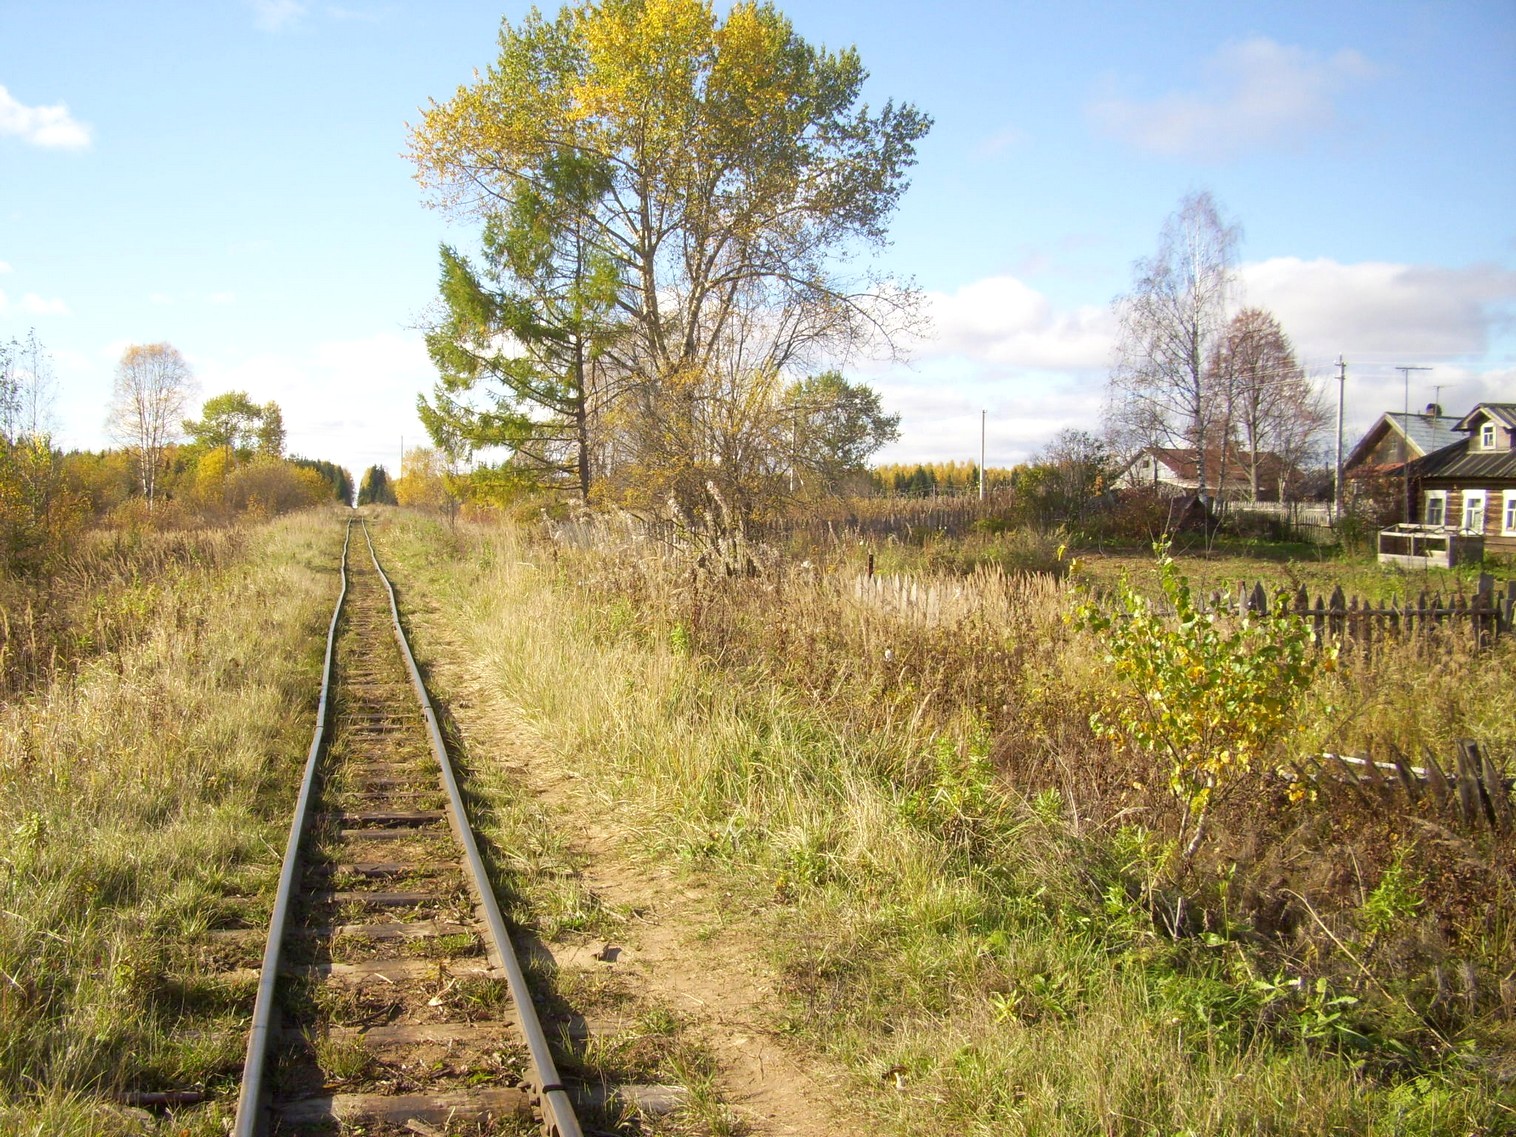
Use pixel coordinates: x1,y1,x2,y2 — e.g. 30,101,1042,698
0,508,347,1134
370,508,1514,1137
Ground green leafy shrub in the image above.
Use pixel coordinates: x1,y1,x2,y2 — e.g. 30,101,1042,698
1073,540,1330,867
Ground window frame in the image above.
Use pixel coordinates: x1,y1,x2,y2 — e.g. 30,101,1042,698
1461,489,1488,535
1424,489,1448,528
1503,490,1516,537
1480,422,1496,449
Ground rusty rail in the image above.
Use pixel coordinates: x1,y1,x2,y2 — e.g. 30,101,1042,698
232,519,351,1137
231,518,583,1137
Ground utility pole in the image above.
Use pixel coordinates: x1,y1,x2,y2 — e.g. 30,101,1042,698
1333,356,1346,520
1395,366,1432,523
979,409,986,501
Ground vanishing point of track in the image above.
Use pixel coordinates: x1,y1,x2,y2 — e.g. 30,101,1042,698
232,519,582,1137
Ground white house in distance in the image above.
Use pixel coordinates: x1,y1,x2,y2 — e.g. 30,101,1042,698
1115,445,1302,503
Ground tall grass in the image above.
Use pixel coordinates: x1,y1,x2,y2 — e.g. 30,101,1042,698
0,509,343,1135
374,511,1513,1136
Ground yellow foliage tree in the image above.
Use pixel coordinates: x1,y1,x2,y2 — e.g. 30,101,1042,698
409,0,930,518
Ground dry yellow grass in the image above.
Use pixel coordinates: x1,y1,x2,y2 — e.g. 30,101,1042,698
0,508,345,1135
373,509,1514,1137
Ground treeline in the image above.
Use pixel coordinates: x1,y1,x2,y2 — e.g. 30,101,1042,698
1,334,351,580
869,462,1016,497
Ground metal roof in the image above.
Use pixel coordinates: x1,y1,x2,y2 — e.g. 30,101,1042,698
1343,411,1461,471
1453,402,1516,431
1386,412,1462,456
1418,441,1516,482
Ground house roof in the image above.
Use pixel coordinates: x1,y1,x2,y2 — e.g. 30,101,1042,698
1417,440,1516,482
1344,411,1462,472
1453,402,1516,432
1135,446,1293,487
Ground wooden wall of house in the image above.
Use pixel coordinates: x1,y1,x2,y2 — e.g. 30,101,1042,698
1428,485,1516,552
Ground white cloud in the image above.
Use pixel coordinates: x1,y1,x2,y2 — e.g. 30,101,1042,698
1241,257,1516,363
0,84,92,150
975,126,1028,158
193,331,432,476
0,289,71,316
869,256,1516,465
916,275,1115,371
1089,37,1375,160
207,291,237,306
848,274,1116,465
249,0,308,31
148,292,174,306
0,261,12,274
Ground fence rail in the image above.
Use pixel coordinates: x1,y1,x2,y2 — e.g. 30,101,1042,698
1192,575,1515,649
1300,740,1512,834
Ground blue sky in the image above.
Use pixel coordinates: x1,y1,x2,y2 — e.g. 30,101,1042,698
2,0,1513,480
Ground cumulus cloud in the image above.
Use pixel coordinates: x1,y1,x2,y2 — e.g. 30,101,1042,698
975,126,1028,158
0,84,92,149
0,289,71,316
1241,256,1516,363
871,256,1515,465
193,331,432,476
1089,37,1375,160
916,275,1115,371
249,0,308,31
850,274,1115,466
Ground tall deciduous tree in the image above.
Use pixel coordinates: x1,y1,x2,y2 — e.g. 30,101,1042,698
785,371,899,492
106,343,195,509
409,0,930,513
1108,192,1240,506
1207,308,1326,502
183,391,282,462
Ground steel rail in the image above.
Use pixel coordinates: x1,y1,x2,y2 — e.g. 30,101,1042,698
232,517,354,1137
360,522,584,1137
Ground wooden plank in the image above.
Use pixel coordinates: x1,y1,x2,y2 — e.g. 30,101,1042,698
285,957,496,982
331,810,447,826
317,890,452,907
298,919,472,940
1453,741,1481,826
1390,747,1421,804
1421,747,1452,810
277,1088,530,1127
287,1022,518,1047
307,862,456,879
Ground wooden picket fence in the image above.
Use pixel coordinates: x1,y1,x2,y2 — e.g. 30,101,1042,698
1193,575,1515,651
1300,740,1512,834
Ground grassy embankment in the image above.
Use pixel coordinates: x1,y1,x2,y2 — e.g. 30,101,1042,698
375,509,1514,1137
0,511,345,1136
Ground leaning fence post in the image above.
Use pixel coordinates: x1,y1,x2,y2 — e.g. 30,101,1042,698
1422,746,1452,811
1454,740,1494,829
1474,741,1510,832
1389,745,1421,804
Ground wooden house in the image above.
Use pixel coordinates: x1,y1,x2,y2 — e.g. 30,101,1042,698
1413,403,1516,554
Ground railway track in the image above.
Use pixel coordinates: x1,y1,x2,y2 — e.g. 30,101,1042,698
231,520,583,1137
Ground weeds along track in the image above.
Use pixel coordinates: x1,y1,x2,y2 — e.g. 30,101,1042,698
233,521,581,1137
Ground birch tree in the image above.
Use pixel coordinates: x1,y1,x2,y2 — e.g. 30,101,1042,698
1109,192,1240,506
107,343,194,509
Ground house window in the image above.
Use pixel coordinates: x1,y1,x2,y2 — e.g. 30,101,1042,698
1504,490,1516,536
1424,490,1447,527
1480,423,1496,449
1461,490,1487,535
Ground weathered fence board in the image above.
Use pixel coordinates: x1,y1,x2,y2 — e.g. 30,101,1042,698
1192,575,1513,650
1308,740,1511,833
